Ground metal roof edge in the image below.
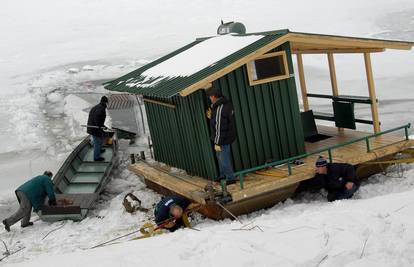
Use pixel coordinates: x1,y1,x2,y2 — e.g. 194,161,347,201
103,39,204,90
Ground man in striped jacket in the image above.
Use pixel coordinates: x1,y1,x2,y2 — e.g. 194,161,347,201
206,87,237,185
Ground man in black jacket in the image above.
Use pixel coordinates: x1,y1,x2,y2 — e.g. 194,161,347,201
87,96,108,161
314,156,360,202
154,195,191,232
206,87,237,185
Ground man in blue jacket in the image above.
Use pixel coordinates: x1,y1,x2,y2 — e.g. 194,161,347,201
206,87,237,185
154,195,191,232
2,171,56,231
314,157,360,202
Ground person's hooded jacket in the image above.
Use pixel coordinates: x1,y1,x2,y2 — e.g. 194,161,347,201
16,175,56,212
154,196,191,232
210,97,236,146
316,163,360,192
87,101,107,137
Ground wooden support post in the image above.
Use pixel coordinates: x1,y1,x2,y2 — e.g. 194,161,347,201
296,53,309,111
327,53,342,131
364,52,381,133
327,53,339,96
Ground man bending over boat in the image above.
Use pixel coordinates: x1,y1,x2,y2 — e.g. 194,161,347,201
314,156,360,202
154,195,191,232
206,87,237,185
87,96,109,161
2,171,56,232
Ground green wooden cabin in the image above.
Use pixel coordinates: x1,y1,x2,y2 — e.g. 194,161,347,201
104,24,413,181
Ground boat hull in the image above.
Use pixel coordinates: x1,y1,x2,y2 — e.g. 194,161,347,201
38,135,116,222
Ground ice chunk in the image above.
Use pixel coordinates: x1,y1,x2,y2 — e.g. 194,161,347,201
67,68,80,73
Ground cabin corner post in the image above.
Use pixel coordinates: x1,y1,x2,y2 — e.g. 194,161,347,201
327,53,339,96
296,53,310,111
327,53,343,131
363,52,381,133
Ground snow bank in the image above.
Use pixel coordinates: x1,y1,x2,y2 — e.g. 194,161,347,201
1,163,414,266
10,182,414,267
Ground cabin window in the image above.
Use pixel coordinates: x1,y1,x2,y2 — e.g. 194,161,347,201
247,51,290,86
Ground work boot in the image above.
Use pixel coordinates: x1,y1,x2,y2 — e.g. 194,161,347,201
221,178,237,186
21,222,33,228
2,220,10,232
100,149,106,154
225,179,237,185
94,157,105,162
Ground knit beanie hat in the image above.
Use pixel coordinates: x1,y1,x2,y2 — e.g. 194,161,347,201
315,156,328,167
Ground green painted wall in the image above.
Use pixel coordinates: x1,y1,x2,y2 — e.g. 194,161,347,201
145,42,305,179
145,91,218,179
214,42,305,171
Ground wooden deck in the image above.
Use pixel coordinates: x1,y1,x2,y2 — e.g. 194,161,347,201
130,125,414,205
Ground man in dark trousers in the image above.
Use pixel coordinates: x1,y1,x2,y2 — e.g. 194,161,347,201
206,87,237,185
3,171,56,231
314,156,360,202
154,195,191,232
87,96,108,161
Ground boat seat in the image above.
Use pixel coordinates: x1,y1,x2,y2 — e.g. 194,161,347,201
82,147,113,162
71,173,104,183
64,183,99,194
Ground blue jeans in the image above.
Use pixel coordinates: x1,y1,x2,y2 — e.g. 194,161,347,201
328,184,359,202
92,136,104,160
216,145,235,181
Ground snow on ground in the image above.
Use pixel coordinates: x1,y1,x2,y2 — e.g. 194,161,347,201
3,166,414,267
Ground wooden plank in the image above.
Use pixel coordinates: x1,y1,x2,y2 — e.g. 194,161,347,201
292,48,386,54
179,34,292,96
143,98,176,109
328,53,339,96
129,163,207,204
246,51,290,86
364,53,381,133
296,53,310,111
179,33,412,97
128,124,413,209
327,53,343,132
232,139,414,201
288,33,413,50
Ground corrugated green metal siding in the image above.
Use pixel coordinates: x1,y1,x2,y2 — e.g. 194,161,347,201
144,42,304,178
214,42,305,171
145,91,218,179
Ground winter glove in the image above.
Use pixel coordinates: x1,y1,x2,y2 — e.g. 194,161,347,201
163,220,176,229
48,198,57,206
214,144,222,152
206,108,212,119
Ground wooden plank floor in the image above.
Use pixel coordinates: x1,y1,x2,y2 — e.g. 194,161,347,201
130,125,414,204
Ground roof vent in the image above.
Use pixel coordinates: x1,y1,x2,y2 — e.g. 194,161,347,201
217,20,246,35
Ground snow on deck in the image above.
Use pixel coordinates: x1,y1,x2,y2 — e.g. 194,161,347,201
126,34,263,88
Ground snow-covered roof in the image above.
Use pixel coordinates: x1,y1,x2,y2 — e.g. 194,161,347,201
104,29,413,98
135,34,262,83
104,30,288,98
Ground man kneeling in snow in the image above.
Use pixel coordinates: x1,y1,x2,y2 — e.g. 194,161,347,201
3,171,56,232
154,196,191,232
314,157,360,202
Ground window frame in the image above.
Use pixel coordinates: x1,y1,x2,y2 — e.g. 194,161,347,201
246,51,290,86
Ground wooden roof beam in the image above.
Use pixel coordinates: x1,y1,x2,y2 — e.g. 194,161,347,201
179,32,413,97
179,34,291,96
292,48,386,54
289,33,413,50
